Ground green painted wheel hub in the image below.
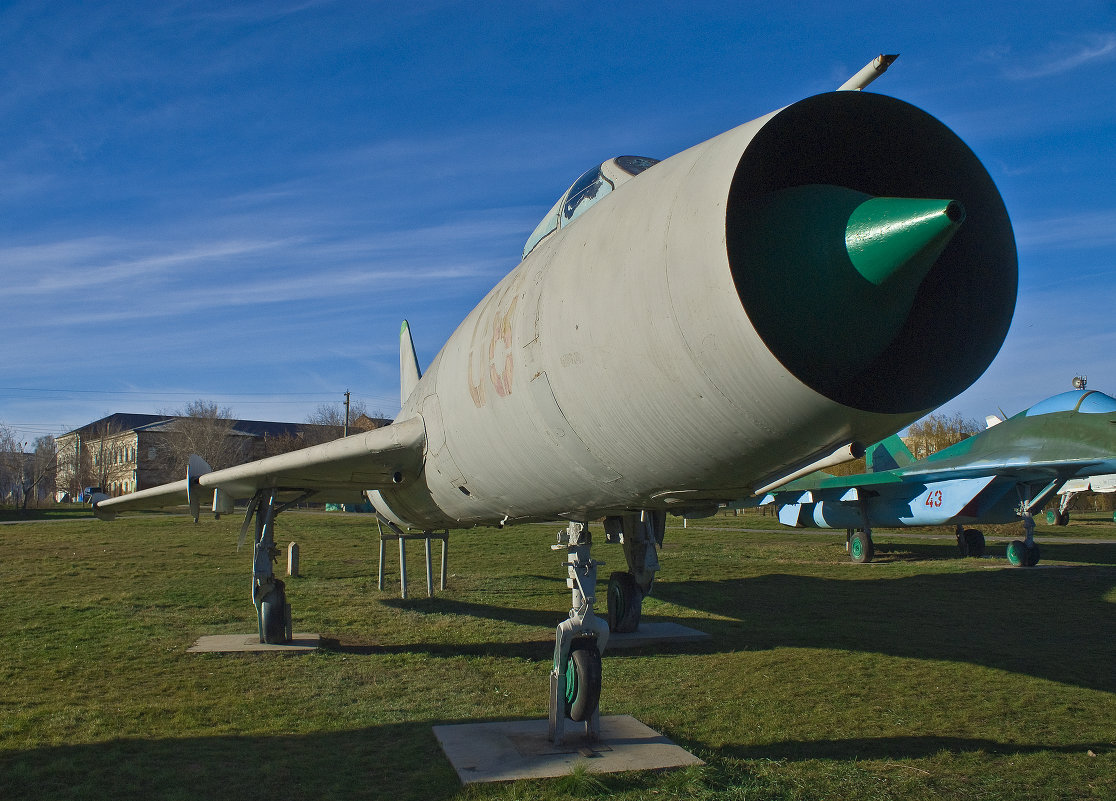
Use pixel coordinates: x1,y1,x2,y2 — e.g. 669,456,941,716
564,656,577,703
851,537,864,560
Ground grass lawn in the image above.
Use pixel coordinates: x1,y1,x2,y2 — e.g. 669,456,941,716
1,507,1113,800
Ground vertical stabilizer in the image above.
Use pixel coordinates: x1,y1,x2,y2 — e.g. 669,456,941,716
865,434,915,472
400,320,422,407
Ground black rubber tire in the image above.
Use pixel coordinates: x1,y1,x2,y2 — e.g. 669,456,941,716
963,529,986,558
1024,542,1041,567
564,639,602,722
607,571,642,633
1056,510,1070,526
261,580,289,644
850,530,874,563
957,531,969,557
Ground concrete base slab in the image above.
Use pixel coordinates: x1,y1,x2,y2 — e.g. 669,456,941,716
434,714,703,784
607,621,710,649
186,633,322,653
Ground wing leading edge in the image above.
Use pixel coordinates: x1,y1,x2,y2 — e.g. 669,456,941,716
93,415,426,520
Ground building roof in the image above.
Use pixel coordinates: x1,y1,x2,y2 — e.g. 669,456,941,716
60,413,341,440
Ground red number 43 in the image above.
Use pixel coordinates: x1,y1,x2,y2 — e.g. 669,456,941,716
924,490,944,508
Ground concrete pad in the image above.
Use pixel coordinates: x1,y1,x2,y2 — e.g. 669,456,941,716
606,621,710,649
186,633,322,653
434,714,703,784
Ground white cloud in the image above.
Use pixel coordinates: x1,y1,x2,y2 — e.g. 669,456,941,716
1003,33,1116,80
1013,210,1116,251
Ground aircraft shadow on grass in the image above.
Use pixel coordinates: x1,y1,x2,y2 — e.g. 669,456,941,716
3,722,1107,801
651,567,1116,694
841,536,1116,566
354,552,1115,695
715,734,1109,763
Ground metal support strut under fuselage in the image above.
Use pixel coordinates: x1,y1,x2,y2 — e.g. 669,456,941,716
549,521,609,745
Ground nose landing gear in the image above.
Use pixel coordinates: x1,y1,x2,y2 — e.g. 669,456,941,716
548,521,609,744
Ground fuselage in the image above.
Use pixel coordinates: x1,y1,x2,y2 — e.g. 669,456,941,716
370,91,1017,530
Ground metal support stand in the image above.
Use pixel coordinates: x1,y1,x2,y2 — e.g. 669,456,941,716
548,521,609,745
375,516,448,599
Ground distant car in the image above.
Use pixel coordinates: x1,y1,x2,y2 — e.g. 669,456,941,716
82,487,102,503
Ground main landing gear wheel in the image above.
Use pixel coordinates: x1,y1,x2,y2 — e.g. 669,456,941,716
607,571,642,633
962,529,985,557
1006,540,1041,567
260,580,292,644
850,530,874,563
564,638,602,722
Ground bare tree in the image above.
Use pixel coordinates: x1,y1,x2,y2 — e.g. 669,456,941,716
0,423,23,505
158,400,246,473
304,399,381,443
0,428,56,509
307,399,368,428
83,418,127,494
906,411,982,460
18,436,57,510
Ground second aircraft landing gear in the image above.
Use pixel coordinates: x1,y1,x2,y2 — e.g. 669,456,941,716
549,521,609,744
846,528,874,563
956,525,986,557
1007,511,1041,566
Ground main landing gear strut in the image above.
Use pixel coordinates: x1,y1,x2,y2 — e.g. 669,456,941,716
548,521,610,744
603,510,664,633
240,488,311,644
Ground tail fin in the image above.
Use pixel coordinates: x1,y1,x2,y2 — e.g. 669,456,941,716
400,320,422,407
865,434,915,472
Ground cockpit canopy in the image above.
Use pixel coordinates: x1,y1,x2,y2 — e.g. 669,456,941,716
523,155,659,260
1024,390,1116,417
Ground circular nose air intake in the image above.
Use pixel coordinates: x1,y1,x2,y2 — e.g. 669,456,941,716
726,91,1017,415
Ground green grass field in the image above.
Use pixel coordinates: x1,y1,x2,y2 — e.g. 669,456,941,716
2,508,1113,800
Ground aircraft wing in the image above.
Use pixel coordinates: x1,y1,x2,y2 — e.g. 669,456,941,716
895,456,1109,484
93,415,426,519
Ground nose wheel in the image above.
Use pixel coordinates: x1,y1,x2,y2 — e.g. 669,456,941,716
563,638,602,722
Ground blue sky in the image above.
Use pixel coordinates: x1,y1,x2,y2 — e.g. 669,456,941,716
3,0,1116,444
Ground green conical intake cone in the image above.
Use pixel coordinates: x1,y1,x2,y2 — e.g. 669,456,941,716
730,184,968,384
845,197,965,287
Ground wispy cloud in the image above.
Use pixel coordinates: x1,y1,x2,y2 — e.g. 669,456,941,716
1002,32,1116,80
1013,209,1116,250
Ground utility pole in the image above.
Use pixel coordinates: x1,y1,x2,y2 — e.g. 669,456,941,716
344,390,350,437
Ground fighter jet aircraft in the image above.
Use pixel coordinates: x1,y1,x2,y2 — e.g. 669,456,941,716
760,389,1116,567
93,56,1018,741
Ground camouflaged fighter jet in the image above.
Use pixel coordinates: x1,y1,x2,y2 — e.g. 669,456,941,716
92,56,1018,740
761,389,1116,567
